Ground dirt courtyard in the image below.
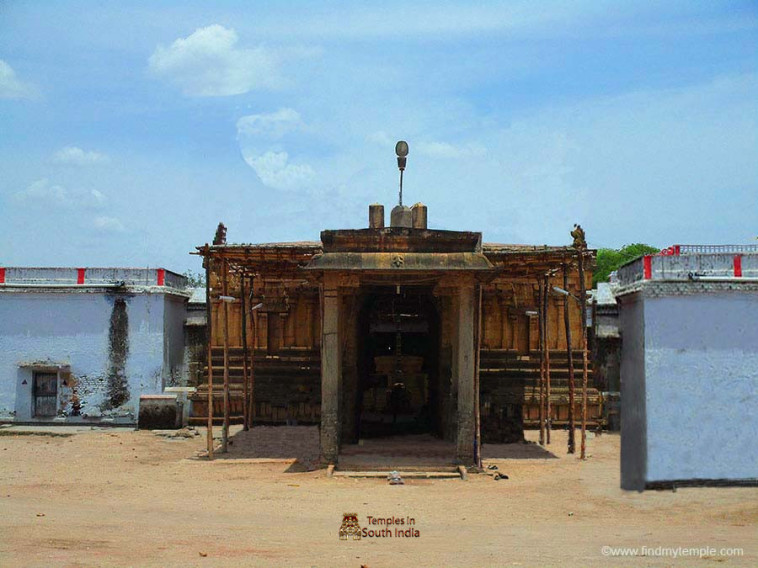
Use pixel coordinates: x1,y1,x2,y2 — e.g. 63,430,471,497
0,425,755,568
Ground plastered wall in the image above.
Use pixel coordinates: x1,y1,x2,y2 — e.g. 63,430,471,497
0,291,183,423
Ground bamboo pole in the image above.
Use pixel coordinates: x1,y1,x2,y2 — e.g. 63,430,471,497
544,274,552,445
241,272,249,431
221,257,231,453
578,249,589,460
474,284,483,468
204,246,214,459
563,263,576,454
538,279,545,446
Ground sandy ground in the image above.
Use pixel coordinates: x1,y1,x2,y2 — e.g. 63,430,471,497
0,425,755,568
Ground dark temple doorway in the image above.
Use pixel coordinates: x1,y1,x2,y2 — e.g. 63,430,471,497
356,286,441,438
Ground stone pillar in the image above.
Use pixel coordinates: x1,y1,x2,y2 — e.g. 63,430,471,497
456,282,477,464
320,274,341,464
340,293,359,444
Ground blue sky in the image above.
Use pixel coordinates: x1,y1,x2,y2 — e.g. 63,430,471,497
1,1,756,273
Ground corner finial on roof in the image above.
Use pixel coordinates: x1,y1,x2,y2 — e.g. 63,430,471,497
571,224,586,250
213,222,227,245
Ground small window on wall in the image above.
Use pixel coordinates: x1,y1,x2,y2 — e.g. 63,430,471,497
33,372,58,417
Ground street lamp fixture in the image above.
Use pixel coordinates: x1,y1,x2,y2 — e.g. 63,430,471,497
552,286,583,303
395,140,409,206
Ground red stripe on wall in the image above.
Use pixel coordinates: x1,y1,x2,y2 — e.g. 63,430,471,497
734,255,743,277
0,268,5,284
643,255,652,280
157,268,165,286
77,268,85,285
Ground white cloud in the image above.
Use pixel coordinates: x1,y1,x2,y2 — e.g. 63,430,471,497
15,178,68,203
416,141,486,159
236,108,302,139
93,216,125,232
243,151,315,191
237,108,315,190
0,59,37,99
90,189,107,207
366,131,394,147
148,25,279,96
52,146,110,166
15,178,107,209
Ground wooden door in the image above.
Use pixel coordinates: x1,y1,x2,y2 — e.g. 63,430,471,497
33,372,58,417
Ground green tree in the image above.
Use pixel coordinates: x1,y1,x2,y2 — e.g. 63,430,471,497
593,243,659,286
182,269,206,287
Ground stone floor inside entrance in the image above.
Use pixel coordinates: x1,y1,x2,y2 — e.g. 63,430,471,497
339,434,457,471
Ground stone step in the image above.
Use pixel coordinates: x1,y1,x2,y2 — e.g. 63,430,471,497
331,470,462,479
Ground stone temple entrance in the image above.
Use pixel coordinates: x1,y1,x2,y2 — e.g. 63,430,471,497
356,286,441,439
306,216,494,465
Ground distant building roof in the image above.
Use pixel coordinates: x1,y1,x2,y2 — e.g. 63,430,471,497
595,283,618,306
188,287,206,304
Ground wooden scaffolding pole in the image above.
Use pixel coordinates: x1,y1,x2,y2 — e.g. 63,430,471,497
563,263,576,454
538,279,545,446
247,275,256,428
544,274,552,445
204,245,214,459
241,272,249,431
474,284,483,468
578,248,589,460
221,257,231,453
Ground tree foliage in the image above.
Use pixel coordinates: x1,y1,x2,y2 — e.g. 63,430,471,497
182,269,206,287
593,243,659,286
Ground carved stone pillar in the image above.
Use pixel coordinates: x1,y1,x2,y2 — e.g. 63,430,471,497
320,274,341,463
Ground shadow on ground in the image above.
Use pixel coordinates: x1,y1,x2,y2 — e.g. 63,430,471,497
207,426,560,470
213,425,321,471
482,440,558,460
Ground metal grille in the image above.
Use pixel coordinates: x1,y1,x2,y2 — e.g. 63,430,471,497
33,372,58,417
661,244,758,255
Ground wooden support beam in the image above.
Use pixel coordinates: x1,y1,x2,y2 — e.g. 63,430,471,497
248,274,256,428
538,278,545,446
241,272,249,431
474,284,483,468
563,263,576,454
205,245,214,460
544,274,552,445
578,249,589,460
221,257,231,453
